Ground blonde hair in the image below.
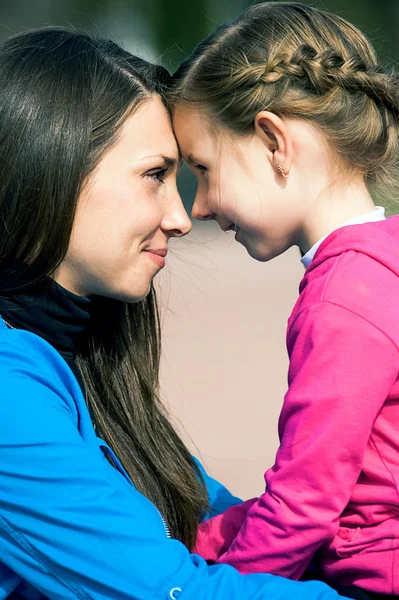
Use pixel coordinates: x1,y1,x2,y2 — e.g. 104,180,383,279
171,2,399,203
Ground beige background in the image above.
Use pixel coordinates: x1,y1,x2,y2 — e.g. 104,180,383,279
158,221,304,500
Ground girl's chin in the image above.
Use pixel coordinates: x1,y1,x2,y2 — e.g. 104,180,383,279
244,240,277,263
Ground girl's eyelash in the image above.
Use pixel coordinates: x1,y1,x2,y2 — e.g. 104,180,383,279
195,164,207,173
145,167,168,184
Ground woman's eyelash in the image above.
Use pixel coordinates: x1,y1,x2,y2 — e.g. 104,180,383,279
145,167,169,184
195,164,207,173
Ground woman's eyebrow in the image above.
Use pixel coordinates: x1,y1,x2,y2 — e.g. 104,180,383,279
162,155,184,172
138,154,181,170
162,155,180,169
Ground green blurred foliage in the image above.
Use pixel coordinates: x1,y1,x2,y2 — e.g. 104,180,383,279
1,1,396,66
149,0,399,70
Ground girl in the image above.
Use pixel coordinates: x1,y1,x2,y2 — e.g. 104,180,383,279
0,25,344,600
171,2,399,598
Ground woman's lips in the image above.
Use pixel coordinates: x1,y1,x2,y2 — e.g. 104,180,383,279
143,248,168,268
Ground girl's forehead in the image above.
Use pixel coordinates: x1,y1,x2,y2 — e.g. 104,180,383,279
173,104,209,130
173,105,221,153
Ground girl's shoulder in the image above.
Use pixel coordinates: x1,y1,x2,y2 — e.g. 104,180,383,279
293,219,399,346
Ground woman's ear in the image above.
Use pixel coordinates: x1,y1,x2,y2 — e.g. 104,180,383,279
254,111,293,176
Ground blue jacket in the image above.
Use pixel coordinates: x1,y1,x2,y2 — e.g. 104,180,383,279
0,318,347,600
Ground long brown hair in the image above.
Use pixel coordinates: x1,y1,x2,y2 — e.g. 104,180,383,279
170,2,399,202
0,27,208,548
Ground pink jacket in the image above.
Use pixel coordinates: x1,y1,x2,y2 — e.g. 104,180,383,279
195,217,399,595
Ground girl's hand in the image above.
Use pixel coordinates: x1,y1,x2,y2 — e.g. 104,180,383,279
194,498,257,561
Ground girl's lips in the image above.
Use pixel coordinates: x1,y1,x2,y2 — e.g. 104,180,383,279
224,224,240,233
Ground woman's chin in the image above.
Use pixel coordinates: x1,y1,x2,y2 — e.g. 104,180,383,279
101,281,152,304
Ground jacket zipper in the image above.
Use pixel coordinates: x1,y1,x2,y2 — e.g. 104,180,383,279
156,507,171,538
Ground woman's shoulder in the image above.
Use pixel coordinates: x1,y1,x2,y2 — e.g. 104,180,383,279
0,317,83,421
0,317,70,372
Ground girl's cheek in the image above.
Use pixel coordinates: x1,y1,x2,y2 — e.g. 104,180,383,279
206,188,221,214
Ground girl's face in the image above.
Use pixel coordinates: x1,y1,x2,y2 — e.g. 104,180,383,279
173,104,307,262
55,96,191,301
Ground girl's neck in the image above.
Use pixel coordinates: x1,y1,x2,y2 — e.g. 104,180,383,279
298,179,376,254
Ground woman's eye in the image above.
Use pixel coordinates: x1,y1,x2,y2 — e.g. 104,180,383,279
195,164,207,174
145,167,168,184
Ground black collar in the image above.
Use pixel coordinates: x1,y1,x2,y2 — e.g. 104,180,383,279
0,274,92,361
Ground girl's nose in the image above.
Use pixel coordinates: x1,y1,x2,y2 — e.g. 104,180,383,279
191,190,215,221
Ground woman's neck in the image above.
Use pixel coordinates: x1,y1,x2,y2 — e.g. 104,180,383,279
0,269,92,357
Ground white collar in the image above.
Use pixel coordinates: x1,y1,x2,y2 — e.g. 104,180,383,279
301,206,386,269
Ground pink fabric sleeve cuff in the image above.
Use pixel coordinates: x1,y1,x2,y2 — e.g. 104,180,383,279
194,498,258,562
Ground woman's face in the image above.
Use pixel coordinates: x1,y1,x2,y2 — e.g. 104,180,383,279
55,96,191,301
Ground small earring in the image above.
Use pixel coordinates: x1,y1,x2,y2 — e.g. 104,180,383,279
277,165,291,178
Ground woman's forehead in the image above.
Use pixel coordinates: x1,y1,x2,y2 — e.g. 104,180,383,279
115,96,179,163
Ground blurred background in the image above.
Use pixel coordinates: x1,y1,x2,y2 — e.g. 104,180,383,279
0,0,397,498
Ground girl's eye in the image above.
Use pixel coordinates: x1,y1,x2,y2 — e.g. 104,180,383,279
195,164,207,174
145,167,168,184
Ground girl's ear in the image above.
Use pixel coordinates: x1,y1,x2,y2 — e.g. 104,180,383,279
254,111,293,176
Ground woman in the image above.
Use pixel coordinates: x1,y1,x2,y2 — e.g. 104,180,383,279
0,26,346,600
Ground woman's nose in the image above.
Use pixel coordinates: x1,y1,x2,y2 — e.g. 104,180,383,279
162,192,192,237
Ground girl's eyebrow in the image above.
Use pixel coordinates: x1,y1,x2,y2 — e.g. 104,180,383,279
187,153,203,166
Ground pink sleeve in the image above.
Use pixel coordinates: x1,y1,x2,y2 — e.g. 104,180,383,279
216,302,399,578
194,498,257,561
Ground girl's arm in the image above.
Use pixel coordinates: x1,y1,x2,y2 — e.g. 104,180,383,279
215,302,399,578
0,333,345,600
192,458,255,562
195,498,258,561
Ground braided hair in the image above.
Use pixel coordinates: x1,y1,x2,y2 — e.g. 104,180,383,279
171,2,399,199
